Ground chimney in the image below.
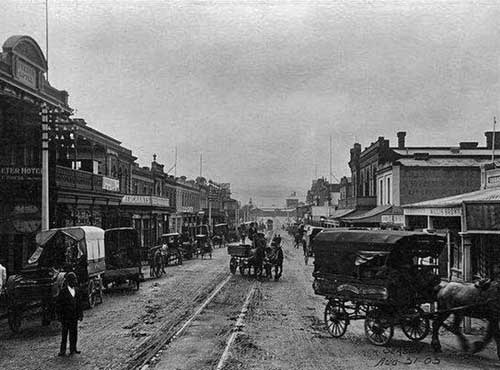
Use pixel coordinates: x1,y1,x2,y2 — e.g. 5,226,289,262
397,131,406,149
485,131,500,149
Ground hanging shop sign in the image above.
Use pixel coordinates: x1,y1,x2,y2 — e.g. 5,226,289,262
102,176,120,192
177,206,194,213
121,195,170,208
11,204,41,233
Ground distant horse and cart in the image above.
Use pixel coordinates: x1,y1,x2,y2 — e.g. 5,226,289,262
312,228,500,358
227,232,283,280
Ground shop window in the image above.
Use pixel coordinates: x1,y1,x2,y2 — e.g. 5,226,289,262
387,177,391,204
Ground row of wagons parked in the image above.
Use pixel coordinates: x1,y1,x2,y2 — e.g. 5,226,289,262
2,224,218,333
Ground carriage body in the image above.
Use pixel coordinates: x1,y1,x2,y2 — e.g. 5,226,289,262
227,243,254,274
102,227,142,290
5,226,106,332
313,229,445,346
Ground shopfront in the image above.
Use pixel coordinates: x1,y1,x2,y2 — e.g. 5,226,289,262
120,194,172,248
0,35,71,274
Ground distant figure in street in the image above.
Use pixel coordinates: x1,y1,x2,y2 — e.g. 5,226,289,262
56,272,83,357
273,242,284,280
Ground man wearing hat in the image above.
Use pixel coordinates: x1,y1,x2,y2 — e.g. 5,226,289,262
56,272,83,356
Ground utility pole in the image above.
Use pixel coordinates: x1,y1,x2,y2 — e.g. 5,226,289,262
492,116,496,162
199,152,202,178
329,135,332,184
41,103,49,230
45,0,49,80
174,146,177,177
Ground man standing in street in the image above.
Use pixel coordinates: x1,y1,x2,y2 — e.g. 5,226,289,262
56,272,83,356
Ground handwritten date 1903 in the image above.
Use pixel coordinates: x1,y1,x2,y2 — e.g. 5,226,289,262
374,357,440,367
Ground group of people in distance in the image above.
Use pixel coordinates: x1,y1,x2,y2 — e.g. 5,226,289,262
240,221,284,281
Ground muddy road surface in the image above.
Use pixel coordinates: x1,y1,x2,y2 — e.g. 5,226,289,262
2,229,500,370
0,248,230,370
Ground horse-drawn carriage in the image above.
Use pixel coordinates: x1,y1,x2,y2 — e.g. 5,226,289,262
227,233,277,278
228,243,253,275
312,229,445,346
149,233,183,278
102,227,142,291
196,234,212,259
5,226,106,332
213,223,228,248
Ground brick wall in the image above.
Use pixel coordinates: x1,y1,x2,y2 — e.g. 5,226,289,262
400,166,481,205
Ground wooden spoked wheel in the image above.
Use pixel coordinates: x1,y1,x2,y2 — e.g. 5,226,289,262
364,308,394,346
229,257,237,274
324,300,348,338
401,307,430,341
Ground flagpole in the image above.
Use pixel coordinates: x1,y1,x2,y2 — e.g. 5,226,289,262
45,0,49,80
492,117,497,162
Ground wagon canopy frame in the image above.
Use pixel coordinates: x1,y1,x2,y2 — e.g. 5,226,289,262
30,226,105,265
313,229,445,277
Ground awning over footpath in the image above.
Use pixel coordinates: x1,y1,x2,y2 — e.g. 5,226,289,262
328,208,356,219
341,205,393,225
403,187,500,209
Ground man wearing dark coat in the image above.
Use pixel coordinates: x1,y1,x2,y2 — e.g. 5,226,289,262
56,272,83,356
272,243,284,280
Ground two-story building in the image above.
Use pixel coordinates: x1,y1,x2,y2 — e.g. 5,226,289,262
340,131,492,227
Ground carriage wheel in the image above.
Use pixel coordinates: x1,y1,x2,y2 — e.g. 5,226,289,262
8,310,22,333
324,300,348,338
41,303,52,326
230,258,237,274
153,265,161,278
364,308,394,346
129,278,140,291
401,307,430,341
88,279,103,307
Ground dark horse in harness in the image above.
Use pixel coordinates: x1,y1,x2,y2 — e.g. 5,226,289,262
431,279,500,359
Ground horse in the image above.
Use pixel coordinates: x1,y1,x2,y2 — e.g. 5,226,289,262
431,279,500,359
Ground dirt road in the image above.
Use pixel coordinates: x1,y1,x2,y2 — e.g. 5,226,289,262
0,248,230,370
2,229,500,370
216,233,500,370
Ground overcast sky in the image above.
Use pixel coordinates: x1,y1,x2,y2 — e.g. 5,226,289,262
2,0,500,206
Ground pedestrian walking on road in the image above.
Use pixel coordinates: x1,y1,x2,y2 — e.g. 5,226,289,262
56,272,83,357
273,243,284,280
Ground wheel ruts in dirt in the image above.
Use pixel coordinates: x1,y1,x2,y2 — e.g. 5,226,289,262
324,299,348,338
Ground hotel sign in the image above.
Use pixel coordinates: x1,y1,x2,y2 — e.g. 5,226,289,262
15,59,37,89
0,167,41,180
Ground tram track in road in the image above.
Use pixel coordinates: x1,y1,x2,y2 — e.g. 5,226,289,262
215,281,258,370
120,272,232,370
